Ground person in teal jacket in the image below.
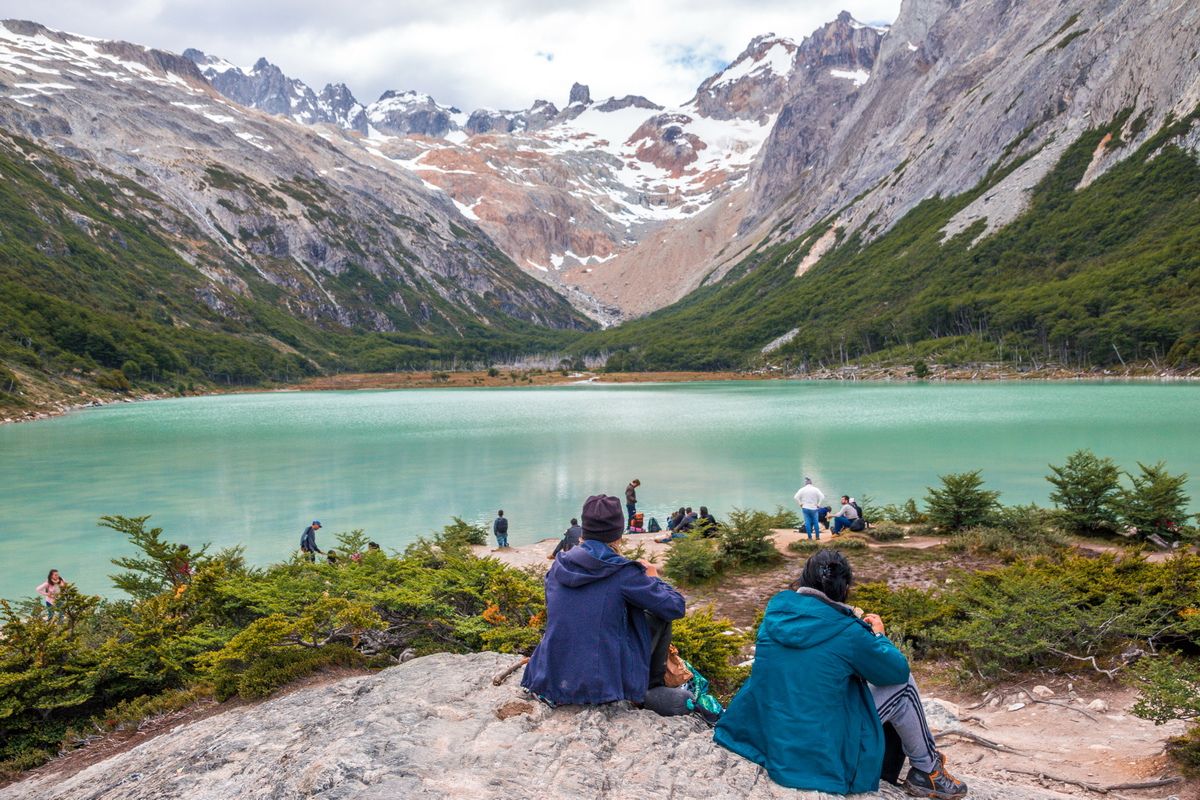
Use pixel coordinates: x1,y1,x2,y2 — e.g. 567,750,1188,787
714,550,967,798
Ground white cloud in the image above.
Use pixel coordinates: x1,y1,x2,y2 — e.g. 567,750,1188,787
2,0,901,109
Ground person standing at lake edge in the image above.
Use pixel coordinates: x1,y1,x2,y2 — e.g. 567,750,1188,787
625,479,640,532
36,569,67,621
300,520,323,562
794,478,825,540
493,509,509,549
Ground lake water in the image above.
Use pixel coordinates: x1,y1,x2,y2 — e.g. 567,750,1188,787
1,381,1198,599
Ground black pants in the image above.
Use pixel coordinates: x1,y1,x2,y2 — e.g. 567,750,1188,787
646,612,672,689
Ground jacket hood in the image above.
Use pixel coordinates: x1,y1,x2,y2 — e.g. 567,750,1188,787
759,589,865,650
552,539,635,587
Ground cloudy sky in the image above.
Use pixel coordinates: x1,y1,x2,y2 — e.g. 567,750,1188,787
7,0,902,110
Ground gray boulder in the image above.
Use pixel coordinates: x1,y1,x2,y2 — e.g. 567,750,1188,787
0,653,1075,800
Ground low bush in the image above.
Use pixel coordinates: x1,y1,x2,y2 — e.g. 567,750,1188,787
663,537,720,585
853,553,1200,678
671,606,748,699
877,498,927,525
830,537,868,551
944,522,1069,560
718,509,782,568
787,539,822,555
868,520,907,542
762,505,800,529
1131,654,1200,775
436,517,489,547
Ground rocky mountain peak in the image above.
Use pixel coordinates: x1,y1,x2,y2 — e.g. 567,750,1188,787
569,82,592,105
687,33,800,121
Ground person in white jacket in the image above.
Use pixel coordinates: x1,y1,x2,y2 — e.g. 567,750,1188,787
794,477,826,540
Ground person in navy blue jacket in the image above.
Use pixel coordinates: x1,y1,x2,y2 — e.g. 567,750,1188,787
522,493,686,707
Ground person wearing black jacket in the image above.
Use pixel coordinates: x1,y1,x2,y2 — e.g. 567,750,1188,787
300,520,322,562
493,510,510,549
550,518,583,558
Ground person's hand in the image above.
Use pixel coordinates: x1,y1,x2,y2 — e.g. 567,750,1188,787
638,559,659,578
863,613,885,635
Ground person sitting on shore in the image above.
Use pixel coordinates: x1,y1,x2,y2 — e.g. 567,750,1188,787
676,507,698,533
549,518,583,558
817,505,832,531
522,494,688,715
832,495,860,534
696,506,718,536
666,507,686,532
714,550,968,798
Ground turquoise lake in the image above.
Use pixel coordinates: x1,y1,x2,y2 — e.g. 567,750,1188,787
1,381,1198,600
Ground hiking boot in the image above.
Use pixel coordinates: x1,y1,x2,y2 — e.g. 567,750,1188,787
903,754,967,799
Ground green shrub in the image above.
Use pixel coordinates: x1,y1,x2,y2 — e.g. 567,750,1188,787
663,537,720,585
830,537,868,551
763,505,800,529
878,498,927,524
1046,449,1122,536
913,360,930,379
868,521,907,542
924,470,1000,532
671,606,748,698
787,539,822,555
1131,653,1200,775
436,517,489,547
1121,461,1193,541
94,369,131,392
718,509,781,568
945,525,1069,560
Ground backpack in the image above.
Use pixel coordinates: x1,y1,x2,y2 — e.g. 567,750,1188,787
495,517,508,534
849,517,866,532
647,517,662,533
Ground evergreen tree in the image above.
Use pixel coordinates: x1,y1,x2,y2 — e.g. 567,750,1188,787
1046,449,1122,535
1121,462,1192,540
924,470,1000,532
103,515,209,600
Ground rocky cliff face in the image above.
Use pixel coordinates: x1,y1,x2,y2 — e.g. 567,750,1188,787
741,0,1200,254
0,653,1076,800
0,20,586,334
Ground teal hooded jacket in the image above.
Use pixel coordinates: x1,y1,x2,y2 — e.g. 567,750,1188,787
713,589,910,794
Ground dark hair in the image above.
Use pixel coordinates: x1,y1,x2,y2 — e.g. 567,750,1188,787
700,506,708,516
686,507,693,514
570,518,578,525
497,510,504,516
793,549,853,603
367,541,380,549
841,495,850,503
47,569,60,584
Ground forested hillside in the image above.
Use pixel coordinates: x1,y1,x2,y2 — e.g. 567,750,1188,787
0,134,576,413
583,109,1200,372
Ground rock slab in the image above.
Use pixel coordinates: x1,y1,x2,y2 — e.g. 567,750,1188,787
1,653,1078,800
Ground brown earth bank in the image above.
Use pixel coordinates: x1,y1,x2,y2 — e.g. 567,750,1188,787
4,362,1197,426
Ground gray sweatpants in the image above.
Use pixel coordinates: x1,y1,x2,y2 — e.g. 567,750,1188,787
870,676,939,772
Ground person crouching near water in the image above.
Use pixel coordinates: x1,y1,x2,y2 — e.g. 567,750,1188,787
714,550,968,799
36,569,67,621
522,494,690,715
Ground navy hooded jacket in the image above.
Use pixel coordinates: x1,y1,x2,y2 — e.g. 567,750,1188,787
521,539,685,705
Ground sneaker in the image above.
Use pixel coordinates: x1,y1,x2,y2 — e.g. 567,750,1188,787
903,754,968,799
